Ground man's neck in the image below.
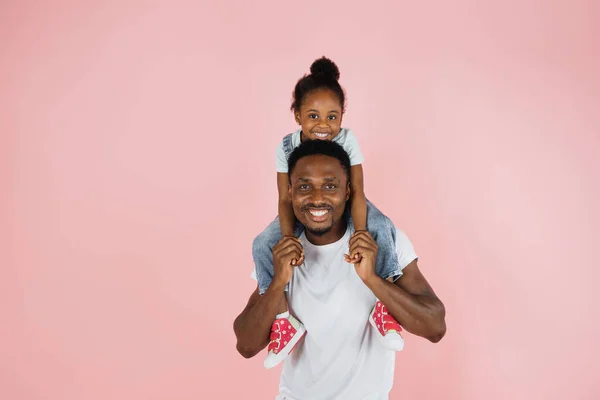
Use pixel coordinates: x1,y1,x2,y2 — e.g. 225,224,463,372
304,220,348,246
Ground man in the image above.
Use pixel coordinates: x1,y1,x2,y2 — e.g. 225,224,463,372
234,140,446,399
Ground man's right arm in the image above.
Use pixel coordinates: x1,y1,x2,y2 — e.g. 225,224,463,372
233,236,303,358
233,281,286,358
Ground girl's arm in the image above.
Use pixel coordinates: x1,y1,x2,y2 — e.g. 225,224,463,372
350,164,368,232
277,172,296,237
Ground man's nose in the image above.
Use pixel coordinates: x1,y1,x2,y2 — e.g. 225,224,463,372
309,188,325,203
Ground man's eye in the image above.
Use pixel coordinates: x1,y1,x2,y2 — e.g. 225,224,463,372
325,185,337,190
299,185,310,190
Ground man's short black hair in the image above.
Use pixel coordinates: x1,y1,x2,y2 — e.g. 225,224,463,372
287,139,351,182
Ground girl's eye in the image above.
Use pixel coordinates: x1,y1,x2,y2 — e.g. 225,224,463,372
328,115,337,120
309,114,318,119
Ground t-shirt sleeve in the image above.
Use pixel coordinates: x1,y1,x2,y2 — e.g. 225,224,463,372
342,130,365,166
250,268,257,281
275,141,289,173
394,228,418,277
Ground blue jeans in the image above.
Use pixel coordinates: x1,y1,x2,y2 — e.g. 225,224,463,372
252,200,401,295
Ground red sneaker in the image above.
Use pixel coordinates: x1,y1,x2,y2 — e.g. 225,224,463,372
264,313,306,369
369,300,404,351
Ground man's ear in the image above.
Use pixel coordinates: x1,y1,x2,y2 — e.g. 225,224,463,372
288,182,293,200
346,181,351,201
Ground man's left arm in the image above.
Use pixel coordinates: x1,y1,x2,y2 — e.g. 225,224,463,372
348,232,446,343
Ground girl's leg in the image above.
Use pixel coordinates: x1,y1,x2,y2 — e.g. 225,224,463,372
264,293,306,369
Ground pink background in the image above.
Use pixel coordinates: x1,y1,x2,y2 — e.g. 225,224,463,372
2,1,599,399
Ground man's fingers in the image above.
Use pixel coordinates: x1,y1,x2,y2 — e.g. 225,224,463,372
282,235,303,247
274,237,300,249
349,231,376,247
349,238,377,258
352,230,374,240
274,239,303,256
277,243,303,265
278,246,303,261
345,231,375,266
274,237,305,268
349,246,372,260
349,238,374,256
275,236,303,249
351,236,377,247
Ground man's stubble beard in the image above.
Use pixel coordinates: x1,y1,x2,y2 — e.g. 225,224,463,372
304,216,337,237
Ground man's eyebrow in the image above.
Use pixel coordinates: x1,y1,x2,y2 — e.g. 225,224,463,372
294,176,341,183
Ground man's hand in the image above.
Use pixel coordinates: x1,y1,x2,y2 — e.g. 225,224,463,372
344,230,378,283
234,235,303,359
273,236,305,287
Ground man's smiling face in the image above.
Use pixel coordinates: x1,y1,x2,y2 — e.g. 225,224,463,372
288,154,350,241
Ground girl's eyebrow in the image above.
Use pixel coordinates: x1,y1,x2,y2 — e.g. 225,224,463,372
306,109,340,113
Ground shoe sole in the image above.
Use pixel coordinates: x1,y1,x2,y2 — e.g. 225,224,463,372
264,324,307,370
369,307,404,351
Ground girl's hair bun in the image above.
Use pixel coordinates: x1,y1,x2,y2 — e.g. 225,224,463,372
310,57,340,81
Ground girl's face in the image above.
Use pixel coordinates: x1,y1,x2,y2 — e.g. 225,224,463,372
295,88,343,142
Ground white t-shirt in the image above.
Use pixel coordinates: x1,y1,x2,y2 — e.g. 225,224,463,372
275,128,365,173
251,227,418,400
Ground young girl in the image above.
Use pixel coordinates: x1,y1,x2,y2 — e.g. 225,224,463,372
253,57,405,369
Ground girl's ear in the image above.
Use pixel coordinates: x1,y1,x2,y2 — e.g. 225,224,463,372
294,112,301,125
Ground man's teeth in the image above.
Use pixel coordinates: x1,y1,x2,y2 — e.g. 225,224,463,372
309,209,328,216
